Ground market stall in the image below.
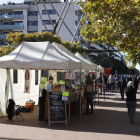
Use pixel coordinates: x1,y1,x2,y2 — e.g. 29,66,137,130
52,42,96,119
0,41,94,126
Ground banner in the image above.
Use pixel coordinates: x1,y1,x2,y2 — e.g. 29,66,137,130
24,70,30,93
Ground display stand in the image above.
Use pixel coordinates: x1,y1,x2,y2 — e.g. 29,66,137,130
48,92,67,127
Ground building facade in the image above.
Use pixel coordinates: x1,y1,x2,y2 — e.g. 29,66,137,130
0,0,82,45
89,43,122,60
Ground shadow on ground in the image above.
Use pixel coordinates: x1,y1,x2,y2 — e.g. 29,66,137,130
0,91,140,137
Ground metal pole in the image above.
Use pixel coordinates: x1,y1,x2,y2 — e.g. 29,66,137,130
42,0,54,28
71,13,84,44
48,0,77,42
52,0,68,34
68,70,70,124
56,2,71,35
79,68,82,118
34,0,48,31
5,69,10,109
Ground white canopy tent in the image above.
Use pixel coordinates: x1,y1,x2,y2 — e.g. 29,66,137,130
86,59,104,73
0,69,7,117
0,42,79,71
97,65,104,73
0,41,82,117
75,52,97,71
52,42,95,72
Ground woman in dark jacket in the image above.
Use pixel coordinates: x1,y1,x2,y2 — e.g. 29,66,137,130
118,76,126,100
126,81,137,123
84,75,94,114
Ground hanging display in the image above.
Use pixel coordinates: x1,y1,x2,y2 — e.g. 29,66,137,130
24,70,30,93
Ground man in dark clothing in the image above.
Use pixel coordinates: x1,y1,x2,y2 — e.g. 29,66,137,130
104,74,108,90
126,81,137,123
42,87,46,97
84,74,94,114
134,75,139,93
118,76,126,100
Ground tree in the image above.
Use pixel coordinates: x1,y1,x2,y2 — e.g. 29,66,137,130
74,0,140,67
0,45,15,57
6,32,84,53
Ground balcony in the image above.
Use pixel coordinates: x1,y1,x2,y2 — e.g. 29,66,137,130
0,25,24,30
0,15,24,20
0,5,28,10
0,35,7,40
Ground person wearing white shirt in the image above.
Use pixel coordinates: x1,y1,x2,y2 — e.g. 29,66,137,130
45,76,55,90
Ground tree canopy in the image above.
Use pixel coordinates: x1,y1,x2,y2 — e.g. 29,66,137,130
74,0,140,67
6,31,84,54
92,54,140,75
0,45,15,57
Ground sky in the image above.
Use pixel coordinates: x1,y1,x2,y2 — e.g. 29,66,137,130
0,0,24,4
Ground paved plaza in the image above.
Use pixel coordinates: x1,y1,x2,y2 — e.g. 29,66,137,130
0,90,140,140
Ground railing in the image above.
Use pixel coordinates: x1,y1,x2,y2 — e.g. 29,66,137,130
0,25,24,29
0,35,7,39
0,15,24,19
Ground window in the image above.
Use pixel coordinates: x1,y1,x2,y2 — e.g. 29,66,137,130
75,10,77,16
28,31,38,33
3,22,14,25
14,21,23,25
35,70,38,85
42,30,52,32
28,11,38,16
14,11,23,15
13,69,18,84
28,21,38,26
42,10,56,15
3,32,10,35
13,31,23,33
2,41,9,45
43,20,56,25
75,20,77,26
3,12,14,15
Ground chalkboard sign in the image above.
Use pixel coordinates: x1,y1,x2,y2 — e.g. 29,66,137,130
48,92,67,126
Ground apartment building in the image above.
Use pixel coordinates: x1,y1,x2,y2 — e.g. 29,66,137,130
0,0,83,45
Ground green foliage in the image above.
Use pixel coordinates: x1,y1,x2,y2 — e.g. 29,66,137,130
91,55,140,75
74,0,140,67
6,31,84,54
0,46,15,57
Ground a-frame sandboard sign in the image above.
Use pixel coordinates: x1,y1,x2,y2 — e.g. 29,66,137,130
48,92,67,127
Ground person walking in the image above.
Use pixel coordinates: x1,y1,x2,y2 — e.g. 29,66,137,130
104,74,108,91
118,76,126,100
133,74,139,93
108,74,115,92
126,81,137,124
115,74,120,90
84,74,94,114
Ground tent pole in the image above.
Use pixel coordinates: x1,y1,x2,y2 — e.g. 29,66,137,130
38,70,42,105
68,69,70,124
5,68,10,108
79,68,82,118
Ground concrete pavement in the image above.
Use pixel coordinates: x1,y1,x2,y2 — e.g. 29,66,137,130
0,90,140,140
